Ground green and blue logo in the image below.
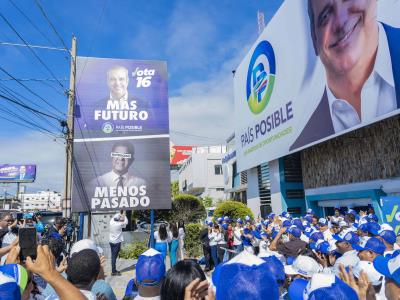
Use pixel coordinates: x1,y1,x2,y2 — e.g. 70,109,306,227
246,40,276,114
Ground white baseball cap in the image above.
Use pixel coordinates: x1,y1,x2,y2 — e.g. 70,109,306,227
70,239,103,256
353,261,384,286
284,255,322,278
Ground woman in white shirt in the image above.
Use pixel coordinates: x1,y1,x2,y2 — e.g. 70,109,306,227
208,224,224,266
154,224,169,261
177,220,185,260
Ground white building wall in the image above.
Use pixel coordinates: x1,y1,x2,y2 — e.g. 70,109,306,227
178,146,226,202
20,191,62,212
246,167,261,218
269,159,284,214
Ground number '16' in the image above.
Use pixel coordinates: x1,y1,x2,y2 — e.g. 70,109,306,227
136,76,151,88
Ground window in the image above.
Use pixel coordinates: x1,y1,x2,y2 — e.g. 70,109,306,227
214,164,222,175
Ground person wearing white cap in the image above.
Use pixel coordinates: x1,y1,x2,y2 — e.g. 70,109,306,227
377,229,398,255
374,251,400,300
284,255,323,280
318,218,334,243
233,219,244,255
331,231,360,274
109,211,128,276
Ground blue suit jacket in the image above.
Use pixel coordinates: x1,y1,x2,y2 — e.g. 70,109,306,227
290,23,400,151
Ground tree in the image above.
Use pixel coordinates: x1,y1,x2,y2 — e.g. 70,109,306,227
214,200,254,221
170,194,206,223
171,181,179,199
202,196,213,208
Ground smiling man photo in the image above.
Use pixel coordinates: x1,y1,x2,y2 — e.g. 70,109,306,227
290,0,400,151
93,141,146,188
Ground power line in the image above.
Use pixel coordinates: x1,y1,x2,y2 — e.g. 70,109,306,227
0,66,65,117
0,78,68,82
34,0,70,53
0,41,65,51
8,0,57,47
0,82,62,130
0,12,66,90
171,130,225,142
0,92,63,122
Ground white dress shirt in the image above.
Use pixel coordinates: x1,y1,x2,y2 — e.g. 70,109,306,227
110,92,129,103
208,232,224,246
327,23,396,133
95,170,146,188
109,214,128,244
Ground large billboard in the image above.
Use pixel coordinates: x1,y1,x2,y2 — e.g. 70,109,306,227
0,164,36,183
234,0,400,172
72,57,171,212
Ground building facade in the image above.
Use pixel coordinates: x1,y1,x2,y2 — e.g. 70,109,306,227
20,190,62,212
178,145,226,202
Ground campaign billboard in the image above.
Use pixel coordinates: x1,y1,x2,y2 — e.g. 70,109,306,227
0,164,36,183
380,196,400,234
72,57,170,212
170,144,193,166
234,0,400,172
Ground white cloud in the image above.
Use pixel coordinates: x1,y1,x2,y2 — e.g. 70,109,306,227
0,132,65,193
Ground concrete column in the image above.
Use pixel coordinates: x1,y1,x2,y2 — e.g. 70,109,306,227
270,159,284,214
246,167,261,217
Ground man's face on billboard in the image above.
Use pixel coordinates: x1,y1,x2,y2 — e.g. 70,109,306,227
111,145,132,175
20,166,26,173
310,0,377,75
107,68,129,99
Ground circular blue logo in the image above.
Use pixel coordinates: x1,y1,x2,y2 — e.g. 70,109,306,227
246,40,276,114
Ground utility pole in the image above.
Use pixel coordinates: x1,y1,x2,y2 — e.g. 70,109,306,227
63,36,77,218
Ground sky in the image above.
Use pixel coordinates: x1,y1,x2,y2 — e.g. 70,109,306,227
0,0,283,193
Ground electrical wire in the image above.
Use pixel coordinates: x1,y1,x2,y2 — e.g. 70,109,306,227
0,12,66,90
0,83,62,130
0,66,65,117
8,0,57,47
0,92,62,122
34,0,69,52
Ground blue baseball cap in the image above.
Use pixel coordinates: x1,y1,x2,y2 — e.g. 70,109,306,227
288,226,302,238
379,230,396,245
368,222,381,236
303,274,358,300
304,215,313,223
245,215,252,222
217,217,223,224
136,249,165,286
374,251,400,285
358,223,369,233
353,237,386,255
310,231,324,242
292,218,304,230
304,227,314,237
347,209,357,217
0,272,21,300
318,218,328,227
260,256,285,284
316,241,336,255
281,211,291,219
223,216,229,221
288,278,308,300
213,252,279,300
236,218,243,225
333,231,360,246
306,208,313,214
263,220,270,227
282,220,292,228
367,214,379,223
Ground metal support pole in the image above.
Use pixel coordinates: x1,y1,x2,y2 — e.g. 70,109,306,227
150,209,155,248
78,212,84,241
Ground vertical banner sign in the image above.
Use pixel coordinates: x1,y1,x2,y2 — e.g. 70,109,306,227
380,196,400,234
72,57,171,212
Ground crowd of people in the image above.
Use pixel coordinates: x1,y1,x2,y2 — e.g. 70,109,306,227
1,207,400,300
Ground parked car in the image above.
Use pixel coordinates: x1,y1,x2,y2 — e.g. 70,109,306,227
136,220,169,233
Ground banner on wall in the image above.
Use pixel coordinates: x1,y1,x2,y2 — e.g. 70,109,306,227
381,196,400,234
234,0,400,172
72,57,171,212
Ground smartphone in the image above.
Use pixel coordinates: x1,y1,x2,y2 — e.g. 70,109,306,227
19,228,37,261
16,213,24,221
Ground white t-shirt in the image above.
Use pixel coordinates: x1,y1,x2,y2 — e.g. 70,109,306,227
154,231,169,243
233,227,243,246
109,214,128,244
134,296,161,300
